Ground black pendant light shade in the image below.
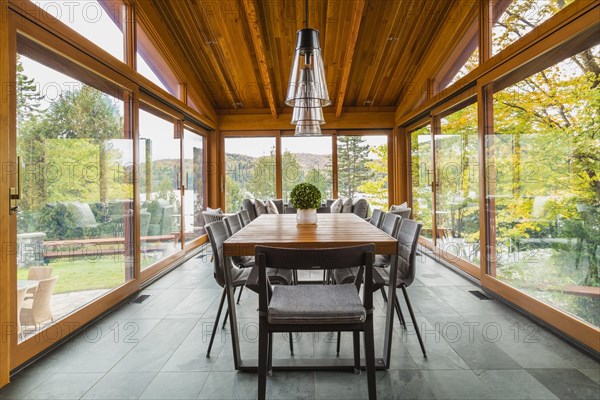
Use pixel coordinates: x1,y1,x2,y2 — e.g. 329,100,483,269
285,29,331,108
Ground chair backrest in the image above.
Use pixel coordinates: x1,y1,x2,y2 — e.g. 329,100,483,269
369,209,383,228
255,244,375,311
205,220,233,288
380,213,401,237
389,207,411,220
224,214,243,236
28,267,52,280
394,219,422,287
239,209,251,227
31,276,59,321
202,210,225,225
242,199,258,220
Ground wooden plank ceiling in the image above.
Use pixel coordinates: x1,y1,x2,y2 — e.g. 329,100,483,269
133,0,476,119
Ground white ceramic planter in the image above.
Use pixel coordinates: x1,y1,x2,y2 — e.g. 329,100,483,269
296,208,317,225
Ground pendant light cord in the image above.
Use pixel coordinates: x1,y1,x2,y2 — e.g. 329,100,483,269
305,0,309,29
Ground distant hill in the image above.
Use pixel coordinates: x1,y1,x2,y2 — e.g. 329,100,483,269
226,152,330,170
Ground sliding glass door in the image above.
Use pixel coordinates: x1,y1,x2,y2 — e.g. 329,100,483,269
15,52,134,342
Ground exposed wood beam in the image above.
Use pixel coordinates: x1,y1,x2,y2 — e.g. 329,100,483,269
241,0,278,119
335,0,366,119
219,111,395,130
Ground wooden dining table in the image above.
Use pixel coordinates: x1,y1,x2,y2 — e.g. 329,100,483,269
222,213,400,372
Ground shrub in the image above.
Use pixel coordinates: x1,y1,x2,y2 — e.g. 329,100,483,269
290,183,321,210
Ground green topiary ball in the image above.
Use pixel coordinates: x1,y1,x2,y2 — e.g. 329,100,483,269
290,183,322,210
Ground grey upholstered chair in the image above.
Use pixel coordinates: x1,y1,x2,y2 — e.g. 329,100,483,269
374,213,402,267
238,209,251,227
373,218,425,356
224,213,254,304
255,245,377,400
388,207,411,219
333,213,401,285
369,209,384,229
202,210,226,225
205,220,250,357
205,220,294,357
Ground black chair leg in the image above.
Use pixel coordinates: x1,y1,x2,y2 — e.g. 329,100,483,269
401,285,426,357
206,288,226,357
289,332,294,356
258,322,268,400
236,286,244,304
380,288,388,303
364,318,377,400
393,294,407,328
268,332,273,376
353,331,361,375
336,331,341,356
222,287,236,329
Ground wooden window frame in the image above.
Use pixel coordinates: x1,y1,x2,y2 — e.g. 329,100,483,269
398,0,600,352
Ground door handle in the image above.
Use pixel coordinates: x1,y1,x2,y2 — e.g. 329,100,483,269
9,156,21,215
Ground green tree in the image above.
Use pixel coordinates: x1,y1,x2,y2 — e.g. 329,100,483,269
359,144,388,208
18,82,126,210
305,168,329,200
337,136,372,198
16,56,44,125
226,176,244,212
246,152,276,199
281,151,303,200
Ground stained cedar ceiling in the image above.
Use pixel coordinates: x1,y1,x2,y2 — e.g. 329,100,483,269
133,0,476,118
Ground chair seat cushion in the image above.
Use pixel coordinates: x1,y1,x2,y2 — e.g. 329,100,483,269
333,267,359,285
232,255,255,268
231,267,251,286
267,268,293,286
374,254,391,268
268,284,365,324
376,266,409,287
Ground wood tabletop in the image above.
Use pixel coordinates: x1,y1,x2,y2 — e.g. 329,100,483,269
223,213,397,256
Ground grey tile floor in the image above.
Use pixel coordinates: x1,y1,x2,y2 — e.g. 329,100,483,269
1,246,599,399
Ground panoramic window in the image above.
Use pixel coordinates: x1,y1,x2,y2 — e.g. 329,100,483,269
410,125,433,239
281,136,332,202
337,135,389,209
438,102,480,264
225,137,276,212
447,47,479,87
487,45,600,326
492,0,575,56
137,25,177,96
32,0,124,61
183,128,206,244
15,52,133,341
139,109,181,269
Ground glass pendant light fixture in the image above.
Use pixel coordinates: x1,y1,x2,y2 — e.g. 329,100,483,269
292,102,325,136
286,0,330,136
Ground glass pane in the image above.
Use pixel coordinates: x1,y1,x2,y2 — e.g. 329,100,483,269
16,54,133,341
410,125,433,239
139,110,181,269
224,137,276,212
447,47,479,87
183,129,205,243
492,0,575,56
488,45,600,327
33,0,124,61
281,136,332,203
137,26,177,96
437,103,480,264
337,135,389,209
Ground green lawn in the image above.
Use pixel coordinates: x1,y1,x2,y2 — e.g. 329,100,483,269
17,257,127,294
